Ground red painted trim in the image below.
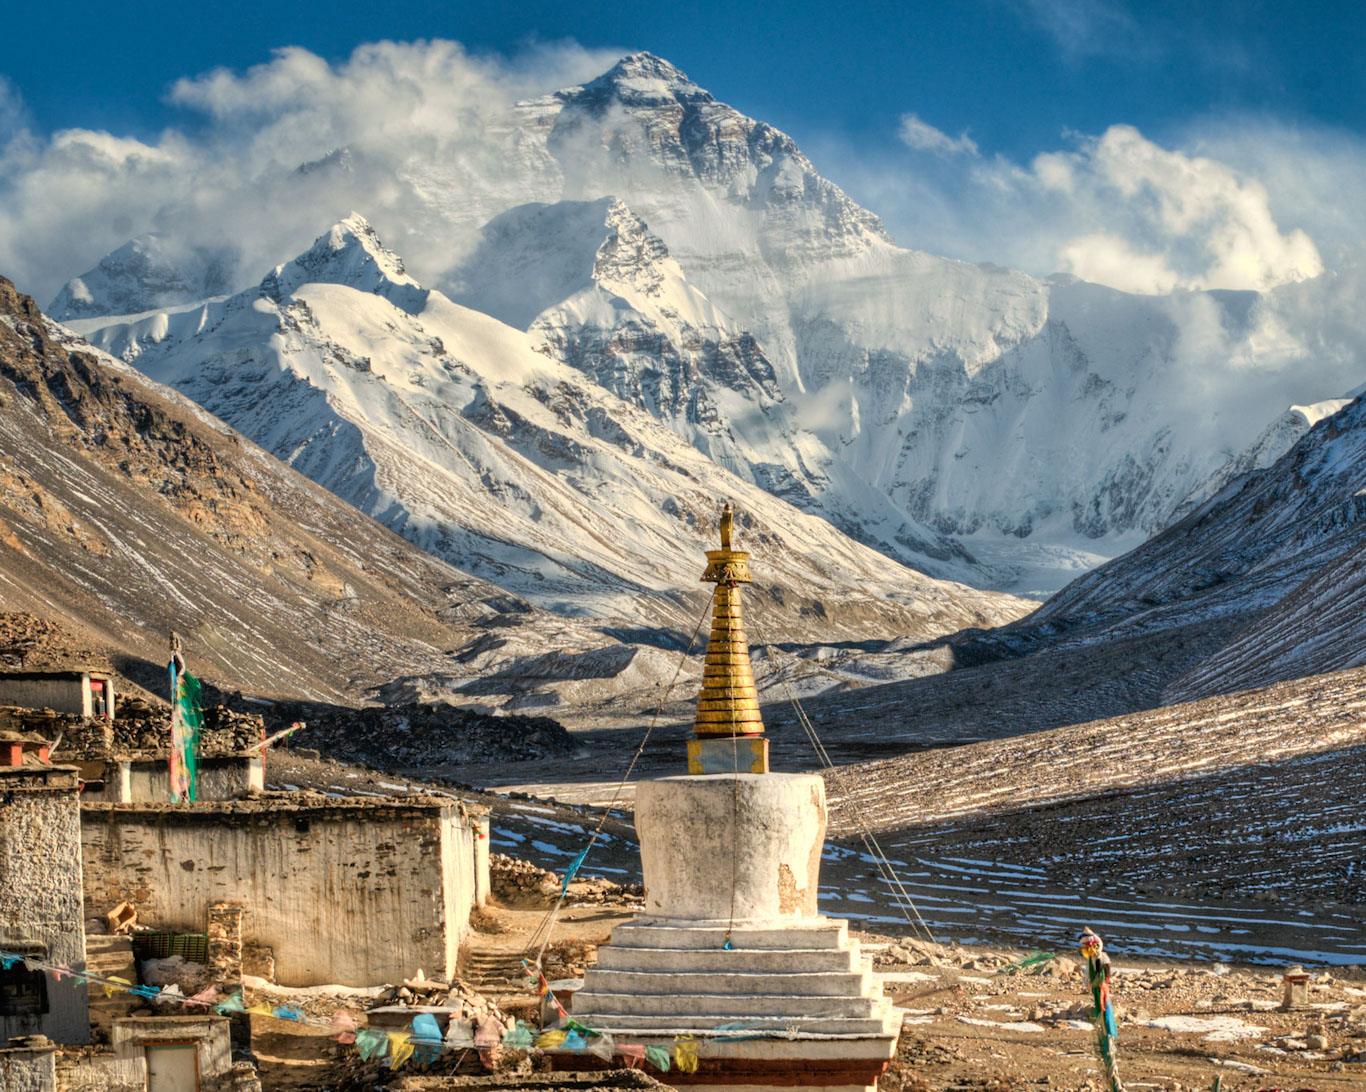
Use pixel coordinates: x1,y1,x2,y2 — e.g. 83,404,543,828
549,1054,891,1086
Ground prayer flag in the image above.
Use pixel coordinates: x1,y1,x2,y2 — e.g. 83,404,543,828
587,1032,615,1061
561,846,591,896
103,975,132,998
355,1028,389,1060
474,1015,504,1048
168,664,204,802
535,1029,568,1049
446,1019,476,1049
388,1031,414,1068
674,1037,700,1074
645,1045,671,1071
214,991,245,1015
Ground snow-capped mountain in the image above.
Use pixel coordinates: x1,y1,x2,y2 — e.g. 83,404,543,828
403,53,1366,591
966,388,1366,704
52,53,1366,597
50,234,237,321
69,215,1027,641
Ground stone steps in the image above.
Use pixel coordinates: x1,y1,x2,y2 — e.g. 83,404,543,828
584,968,873,996
570,1012,899,1037
572,989,887,1019
608,919,849,950
595,944,866,973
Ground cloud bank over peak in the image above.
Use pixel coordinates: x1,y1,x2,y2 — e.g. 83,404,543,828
0,37,1356,307
0,39,621,304
1029,124,1323,293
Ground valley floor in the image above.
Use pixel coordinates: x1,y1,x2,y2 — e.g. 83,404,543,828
240,890,1366,1091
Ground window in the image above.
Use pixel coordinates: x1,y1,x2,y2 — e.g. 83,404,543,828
0,963,47,1016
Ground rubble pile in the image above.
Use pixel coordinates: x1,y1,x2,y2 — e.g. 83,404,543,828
282,703,576,770
0,611,112,671
370,972,508,1022
490,855,559,904
489,855,644,911
539,938,602,981
48,697,265,758
140,955,213,997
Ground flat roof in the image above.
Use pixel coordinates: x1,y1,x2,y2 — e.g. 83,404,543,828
0,764,82,790
0,669,110,680
81,790,488,819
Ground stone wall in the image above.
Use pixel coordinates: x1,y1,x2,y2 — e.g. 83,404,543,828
0,769,88,1045
58,1053,144,1091
0,1039,56,1092
81,797,486,986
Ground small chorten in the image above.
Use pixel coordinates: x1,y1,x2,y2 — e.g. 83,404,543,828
564,502,899,1090
689,502,770,774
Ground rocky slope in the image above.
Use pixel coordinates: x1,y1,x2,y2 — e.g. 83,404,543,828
996,392,1366,686
68,216,1030,643
0,274,646,705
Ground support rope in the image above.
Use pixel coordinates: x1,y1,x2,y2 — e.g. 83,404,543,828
747,615,1031,1079
526,595,714,969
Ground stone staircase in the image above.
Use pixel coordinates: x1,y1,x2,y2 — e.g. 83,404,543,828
571,918,898,1040
85,934,140,1040
460,950,531,997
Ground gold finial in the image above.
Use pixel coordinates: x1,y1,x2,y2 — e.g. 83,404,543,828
692,503,765,753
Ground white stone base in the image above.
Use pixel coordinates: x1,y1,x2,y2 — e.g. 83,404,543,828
570,917,898,1090
569,773,898,1091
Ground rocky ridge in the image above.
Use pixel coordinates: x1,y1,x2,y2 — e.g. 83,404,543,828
0,275,656,705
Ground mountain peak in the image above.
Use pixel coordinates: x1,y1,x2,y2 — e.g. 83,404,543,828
562,51,710,109
259,214,428,313
49,233,236,321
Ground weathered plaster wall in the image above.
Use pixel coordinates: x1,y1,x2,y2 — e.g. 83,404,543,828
635,773,827,922
81,800,483,986
0,771,89,1045
59,1052,146,1091
0,1042,56,1092
124,755,263,803
0,676,94,717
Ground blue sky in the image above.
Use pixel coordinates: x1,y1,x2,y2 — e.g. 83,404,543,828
2,0,1365,302
7,0,1364,161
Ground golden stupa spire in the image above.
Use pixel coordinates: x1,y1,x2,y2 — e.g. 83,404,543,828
688,502,770,774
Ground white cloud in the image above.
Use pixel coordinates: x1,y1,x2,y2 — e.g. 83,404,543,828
0,40,619,305
1008,0,1149,61
1057,232,1180,294
0,39,1357,310
0,77,28,144
834,117,1343,296
898,114,979,158
1035,124,1323,292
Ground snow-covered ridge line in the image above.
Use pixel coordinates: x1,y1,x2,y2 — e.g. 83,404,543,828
69,215,1031,643
53,51,1366,596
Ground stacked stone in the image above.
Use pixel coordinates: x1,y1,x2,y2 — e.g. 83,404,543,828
206,903,244,993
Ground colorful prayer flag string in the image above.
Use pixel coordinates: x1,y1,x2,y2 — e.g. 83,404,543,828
1080,928,1124,1092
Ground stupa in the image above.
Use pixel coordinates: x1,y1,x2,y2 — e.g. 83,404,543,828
568,503,900,1091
